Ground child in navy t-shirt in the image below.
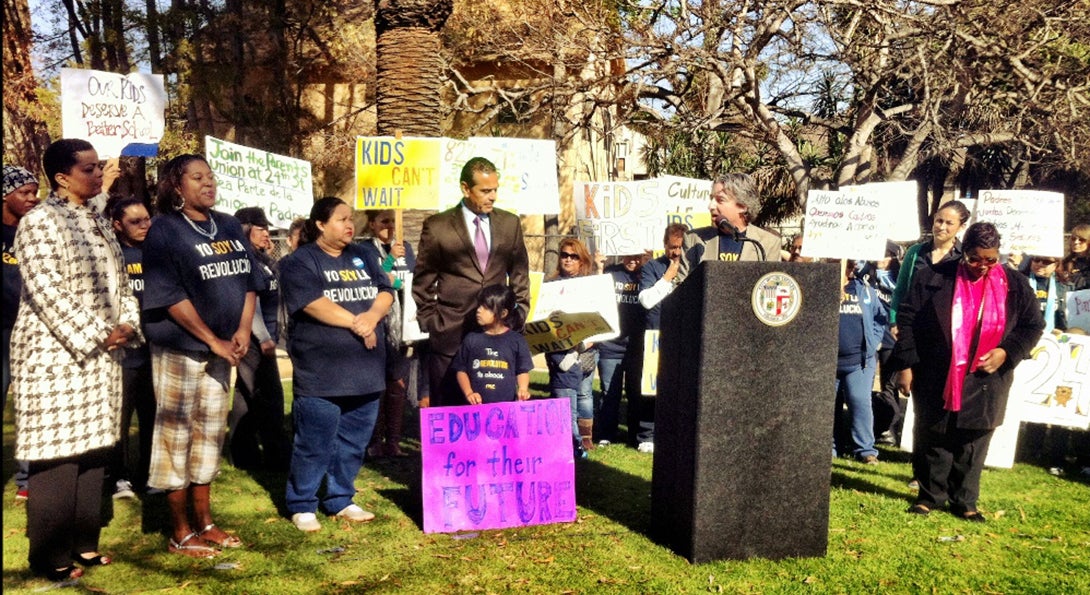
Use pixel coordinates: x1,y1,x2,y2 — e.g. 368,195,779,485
451,285,533,404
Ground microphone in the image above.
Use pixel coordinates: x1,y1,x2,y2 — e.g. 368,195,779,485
716,218,766,261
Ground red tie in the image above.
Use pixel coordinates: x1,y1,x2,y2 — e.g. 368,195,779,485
474,216,489,271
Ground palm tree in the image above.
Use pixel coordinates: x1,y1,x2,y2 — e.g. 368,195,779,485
374,0,453,136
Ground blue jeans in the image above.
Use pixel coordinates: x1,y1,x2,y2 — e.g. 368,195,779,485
551,360,595,443
834,357,878,459
286,392,380,515
596,356,625,441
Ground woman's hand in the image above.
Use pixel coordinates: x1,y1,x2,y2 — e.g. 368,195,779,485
389,240,406,259
976,348,1007,374
102,323,135,351
895,369,913,396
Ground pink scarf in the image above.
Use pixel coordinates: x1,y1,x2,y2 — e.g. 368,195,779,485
943,262,1008,411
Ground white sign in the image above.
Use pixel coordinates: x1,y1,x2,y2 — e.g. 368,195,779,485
438,137,560,214
574,176,710,256
1012,333,1090,430
60,68,166,158
973,190,1065,257
205,136,313,229
801,188,887,260
529,273,620,344
1066,289,1090,333
842,180,919,242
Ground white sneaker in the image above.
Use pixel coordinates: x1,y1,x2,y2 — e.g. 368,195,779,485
597,440,611,447
335,504,375,523
113,479,136,500
637,442,655,454
292,512,321,532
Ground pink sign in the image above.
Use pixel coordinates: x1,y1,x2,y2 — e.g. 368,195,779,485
420,398,577,533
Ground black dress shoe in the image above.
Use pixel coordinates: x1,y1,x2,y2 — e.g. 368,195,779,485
960,511,987,523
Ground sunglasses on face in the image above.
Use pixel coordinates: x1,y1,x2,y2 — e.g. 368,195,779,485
559,252,579,260
1073,237,1089,244
1031,257,1058,265
965,255,998,265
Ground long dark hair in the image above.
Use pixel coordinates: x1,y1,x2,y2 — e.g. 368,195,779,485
155,154,208,214
477,284,525,332
42,138,95,191
301,196,346,246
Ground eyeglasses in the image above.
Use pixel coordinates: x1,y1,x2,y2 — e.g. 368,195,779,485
1031,257,1058,265
559,252,579,260
965,255,999,265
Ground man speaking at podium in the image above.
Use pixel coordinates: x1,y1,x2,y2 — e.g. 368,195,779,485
678,173,781,283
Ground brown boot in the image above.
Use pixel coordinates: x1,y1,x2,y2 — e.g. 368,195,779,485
578,418,595,451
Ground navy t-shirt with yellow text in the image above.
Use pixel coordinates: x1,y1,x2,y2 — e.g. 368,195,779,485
142,211,259,352
451,329,534,403
120,243,149,368
280,241,393,397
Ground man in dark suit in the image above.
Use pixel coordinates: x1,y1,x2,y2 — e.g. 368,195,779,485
413,157,530,406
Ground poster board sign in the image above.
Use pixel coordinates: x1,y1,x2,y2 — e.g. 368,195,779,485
420,398,577,533
355,136,442,210
1066,289,1090,333
901,397,1022,469
1010,333,1090,430
60,68,166,158
642,330,660,395
528,274,619,344
973,190,1065,257
841,180,919,242
801,189,886,261
205,136,312,228
438,137,560,215
527,271,545,321
397,272,429,344
523,312,612,355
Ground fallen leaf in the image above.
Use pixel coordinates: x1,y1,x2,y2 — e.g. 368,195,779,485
803,576,818,584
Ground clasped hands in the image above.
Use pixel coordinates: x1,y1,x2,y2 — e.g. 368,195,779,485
350,312,381,349
102,323,136,352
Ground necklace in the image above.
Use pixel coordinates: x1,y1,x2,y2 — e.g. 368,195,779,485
181,211,218,240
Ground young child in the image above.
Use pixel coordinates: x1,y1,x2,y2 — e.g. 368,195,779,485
451,285,533,404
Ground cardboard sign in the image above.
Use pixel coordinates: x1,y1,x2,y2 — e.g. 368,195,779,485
205,136,313,228
1011,333,1090,430
641,330,660,395
60,68,166,158
973,190,1065,257
355,136,442,210
801,188,887,260
420,399,577,533
574,176,710,256
529,274,620,344
438,137,560,215
1067,289,1090,333
841,180,919,242
523,311,613,355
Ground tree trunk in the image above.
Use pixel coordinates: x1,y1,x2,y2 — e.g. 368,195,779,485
3,0,51,170
374,0,453,137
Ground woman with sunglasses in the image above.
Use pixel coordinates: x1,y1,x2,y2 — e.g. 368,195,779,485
10,139,141,581
892,222,1044,522
1059,224,1090,291
545,237,598,458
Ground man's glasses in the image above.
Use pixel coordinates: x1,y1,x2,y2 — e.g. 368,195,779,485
559,252,579,260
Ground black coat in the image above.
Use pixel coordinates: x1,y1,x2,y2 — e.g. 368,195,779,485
891,260,1045,430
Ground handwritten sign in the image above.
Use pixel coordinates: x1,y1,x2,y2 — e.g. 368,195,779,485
438,137,560,214
355,136,442,210
574,176,710,256
641,330,660,395
801,188,886,260
523,311,613,355
1012,333,1090,430
973,190,1065,257
1067,289,1090,333
841,180,919,242
529,274,619,344
205,136,312,228
420,399,577,533
61,68,166,158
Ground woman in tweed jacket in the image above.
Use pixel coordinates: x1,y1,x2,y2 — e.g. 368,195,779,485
10,139,141,582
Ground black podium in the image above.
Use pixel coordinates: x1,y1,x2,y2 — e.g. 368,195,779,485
650,261,840,563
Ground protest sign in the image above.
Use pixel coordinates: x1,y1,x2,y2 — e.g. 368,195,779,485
973,190,1065,257
801,189,886,260
529,273,619,344
523,312,613,355
438,137,560,214
420,399,577,533
397,273,429,344
1011,333,1090,430
61,68,166,158
355,136,442,210
841,180,919,242
901,395,1023,468
1066,289,1090,333
205,136,312,228
642,330,660,395
574,176,709,256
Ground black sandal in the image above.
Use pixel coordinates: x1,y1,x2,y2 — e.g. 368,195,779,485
907,503,931,515
76,553,112,567
42,565,83,582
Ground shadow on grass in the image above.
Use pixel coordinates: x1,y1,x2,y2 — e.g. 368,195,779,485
574,457,652,534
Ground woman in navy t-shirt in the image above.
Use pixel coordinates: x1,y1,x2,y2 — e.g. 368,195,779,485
279,197,393,533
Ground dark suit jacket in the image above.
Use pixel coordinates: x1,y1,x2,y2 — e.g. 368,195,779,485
412,205,530,356
891,260,1044,430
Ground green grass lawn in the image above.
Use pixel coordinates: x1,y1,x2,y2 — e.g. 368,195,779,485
4,374,1089,594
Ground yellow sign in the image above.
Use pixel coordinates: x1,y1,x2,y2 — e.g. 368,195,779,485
641,330,660,395
523,312,613,355
355,136,441,210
